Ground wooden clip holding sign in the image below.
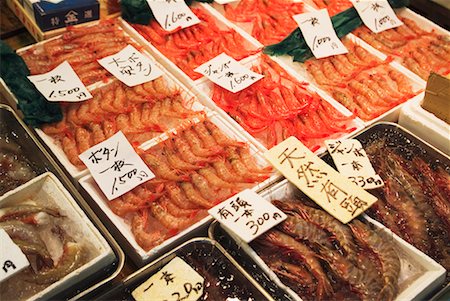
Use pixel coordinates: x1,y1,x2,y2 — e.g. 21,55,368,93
264,137,378,224
421,72,450,124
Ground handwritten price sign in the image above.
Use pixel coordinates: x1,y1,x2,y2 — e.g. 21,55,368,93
79,131,155,200
293,9,348,59
98,45,163,87
326,139,384,190
195,53,263,93
27,61,92,102
0,229,30,283
146,0,200,31
351,0,402,33
265,137,378,224
209,189,287,242
132,257,204,301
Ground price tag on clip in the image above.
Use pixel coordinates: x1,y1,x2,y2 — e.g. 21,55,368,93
264,137,378,224
79,131,155,200
146,0,200,31
293,9,348,59
98,45,163,87
325,139,384,190
28,61,92,102
0,229,30,283
195,53,264,93
132,257,204,301
350,0,403,33
209,189,287,243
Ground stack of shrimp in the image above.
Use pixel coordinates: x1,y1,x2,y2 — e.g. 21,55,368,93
41,78,205,168
19,19,135,86
132,7,260,80
211,55,356,150
253,197,401,301
365,139,450,274
310,0,352,16
353,17,450,80
109,119,272,251
221,0,305,45
305,40,419,121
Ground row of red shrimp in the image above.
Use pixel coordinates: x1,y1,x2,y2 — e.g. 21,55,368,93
220,0,305,45
19,19,137,86
210,55,356,149
253,197,401,301
305,40,419,121
132,6,260,80
310,0,353,16
353,17,450,80
41,78,205,168
365,140,450,276
108,119,272,251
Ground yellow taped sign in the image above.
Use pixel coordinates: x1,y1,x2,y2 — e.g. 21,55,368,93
264,137,378,224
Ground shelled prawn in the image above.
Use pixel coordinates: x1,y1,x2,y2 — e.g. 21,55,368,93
131,6,260,80
310,0,353,16
304,40,419,121
252,196,401,301
211,55,356,149
108,119,272,251
353,17,450,80
221,0,305,45
19,19,136,86
41,78,205,168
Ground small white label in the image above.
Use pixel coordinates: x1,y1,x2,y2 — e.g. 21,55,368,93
208,189,287,243
0,229,30,283
27,61,92,102
325,139,384,189
195,53,264,93
214,0,238,4
351,0,402,33
146,0,200,31
98,45,163,87
132,257,204,301
293,9,348,59
79,131,155,200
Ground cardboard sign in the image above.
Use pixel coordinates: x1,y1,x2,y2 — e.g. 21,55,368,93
208,189,287,242
79,131,155,200
264,137,378,224
146,0,200,31
98,45,163,87
293,9,348,59
422,72,450,124
132,257,204,301
194,53,263,93
350,0,402,33
27,61,92,102
325,139,384,189
0,229,30,283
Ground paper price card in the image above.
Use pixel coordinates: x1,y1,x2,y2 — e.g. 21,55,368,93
208,189,287,242
79,131,155,200
325,139,384,190
293,9,348,59
214,0,238,4
264,137,378,224
350,0,402,33
0,229,30,283
195,53,264,93
28,61,92,102
146,0,200,31
98,45,163,87
132,257,204,301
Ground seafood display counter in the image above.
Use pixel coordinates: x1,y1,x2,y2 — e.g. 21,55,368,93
0,104,124,300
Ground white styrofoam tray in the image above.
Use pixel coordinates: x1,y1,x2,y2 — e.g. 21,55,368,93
399,93,450,156
14,26,210,180
217,179,446,301
0,172,115,301
79,111,280,264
